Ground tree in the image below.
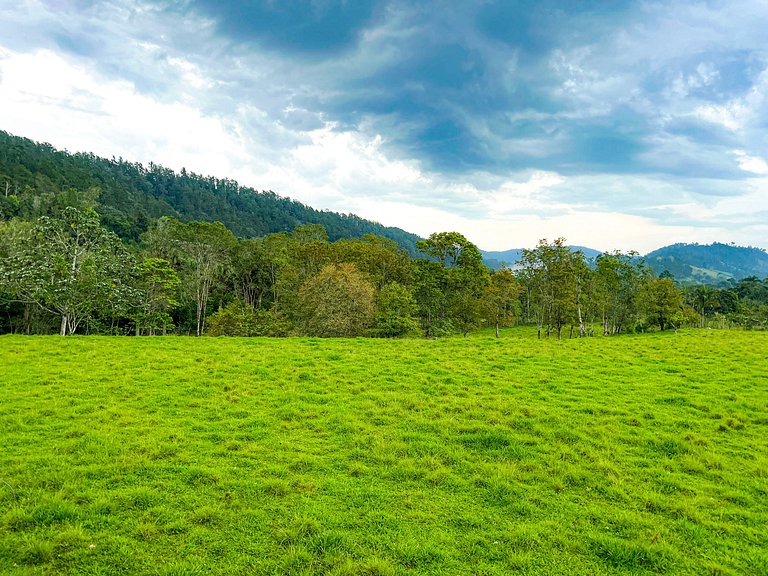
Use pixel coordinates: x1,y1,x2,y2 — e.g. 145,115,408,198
520,238,585,339
637,277,683,331
298,263,375,337
685,285,720,328
147,218,236,336
229,239,273,310
135,257,180,335
415,232,490,336
206,300,289,337
374,282,419,337
482,268,522,338
331,234,411,290
0,207,136,335
594,251,647,335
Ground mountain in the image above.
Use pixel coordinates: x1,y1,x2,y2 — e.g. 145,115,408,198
0,130,422,253
645,243,768,284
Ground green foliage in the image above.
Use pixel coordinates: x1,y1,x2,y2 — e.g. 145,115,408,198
637,277,684,331
0,207,138,335
374,282,419,337
298,263,376,337
520,238,586,338
147,218,237,336
482,268,522,336
415,232,490,337
206,300,289,337
593,251,649,335
1,330,767,574
134,257,180,335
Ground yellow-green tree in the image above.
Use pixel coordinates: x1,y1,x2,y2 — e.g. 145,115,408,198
298,263,375,337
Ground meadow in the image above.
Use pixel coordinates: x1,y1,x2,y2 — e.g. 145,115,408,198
0,329,766,575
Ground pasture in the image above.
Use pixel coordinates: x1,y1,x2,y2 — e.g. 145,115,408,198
1,330,766,575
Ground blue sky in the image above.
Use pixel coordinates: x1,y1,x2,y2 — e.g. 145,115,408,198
1,0,767,252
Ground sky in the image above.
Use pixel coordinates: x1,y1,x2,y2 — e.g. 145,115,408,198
1,1,768,253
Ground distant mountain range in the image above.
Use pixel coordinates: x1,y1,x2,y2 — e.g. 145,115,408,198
481,243,768,284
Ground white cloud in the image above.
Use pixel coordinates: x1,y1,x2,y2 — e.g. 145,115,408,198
692,101,750,131
733,150,768,175
0,48,248,176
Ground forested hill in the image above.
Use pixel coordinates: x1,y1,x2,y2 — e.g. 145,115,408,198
0,130,421,253
645,243,768,284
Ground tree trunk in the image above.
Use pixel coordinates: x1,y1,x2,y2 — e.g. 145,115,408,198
60,315,67,337
495,321,500,338
23,304,30,335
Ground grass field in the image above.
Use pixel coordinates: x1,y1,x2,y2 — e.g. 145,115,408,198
1,329,767,575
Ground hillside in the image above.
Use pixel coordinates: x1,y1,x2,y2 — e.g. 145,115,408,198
0,130,421,253
645,243,768,284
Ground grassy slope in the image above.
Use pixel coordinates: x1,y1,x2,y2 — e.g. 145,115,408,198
1,330,766,575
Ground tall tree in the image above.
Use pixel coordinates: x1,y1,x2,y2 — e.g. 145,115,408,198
415,232,490,336
147,218,236,336
374,282,419,337
135,257,180,335
520,238,585,339
637,277,683,331
594,251,647,335
482,267,522,338
0,207,135,335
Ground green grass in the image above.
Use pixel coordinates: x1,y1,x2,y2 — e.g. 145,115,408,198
1,329,767,575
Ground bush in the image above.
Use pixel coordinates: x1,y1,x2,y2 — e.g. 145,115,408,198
207,301,289,336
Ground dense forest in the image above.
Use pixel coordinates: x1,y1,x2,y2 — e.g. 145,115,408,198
1,131,767,337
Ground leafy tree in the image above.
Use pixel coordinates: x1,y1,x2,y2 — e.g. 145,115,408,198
594,251,647,335
374,282,419,337
520,238,585,339
416,231,483,269
412,259,451,337
482,268,522,338
298,263,375,337
135,257,180,335
415,232,490,336
331,235,411,290
229,239,273,310
0,207,135,335
207,300,289,337
147,218,236,336
637,277,683,331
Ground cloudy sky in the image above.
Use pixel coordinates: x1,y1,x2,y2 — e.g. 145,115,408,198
1,0,767,252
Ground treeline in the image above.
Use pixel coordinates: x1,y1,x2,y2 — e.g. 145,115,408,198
3,207,766,337
0,130,421,253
